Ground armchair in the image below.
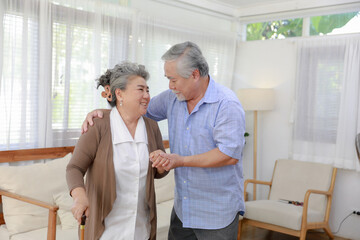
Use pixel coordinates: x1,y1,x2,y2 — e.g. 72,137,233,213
238,159,337,240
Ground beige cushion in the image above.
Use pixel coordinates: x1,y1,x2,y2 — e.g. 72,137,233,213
269,159,333,214
0,225,10,240
156,200,173,240
0,153,72,236
53,191,78,230
155,148,174,240
10,225,77,240
155,170,175,204
245,200,323,230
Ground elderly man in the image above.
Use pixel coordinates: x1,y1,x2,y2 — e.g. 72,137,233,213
83,41,245,240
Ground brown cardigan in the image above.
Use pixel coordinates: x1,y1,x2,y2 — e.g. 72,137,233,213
66,111,167,240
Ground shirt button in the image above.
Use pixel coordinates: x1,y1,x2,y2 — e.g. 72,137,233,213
186,127,189,130
184,180,186,183
184,197,187,200
184,145,187,148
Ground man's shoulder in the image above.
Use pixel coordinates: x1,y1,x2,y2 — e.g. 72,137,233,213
214,84,239,103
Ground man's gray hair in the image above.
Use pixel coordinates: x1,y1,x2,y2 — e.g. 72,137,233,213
97,61,149,107
161,41,209,78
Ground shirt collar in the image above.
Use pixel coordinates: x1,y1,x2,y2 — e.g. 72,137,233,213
110,107,148,145
202,75,219,104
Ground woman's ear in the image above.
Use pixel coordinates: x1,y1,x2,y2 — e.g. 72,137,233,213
115,88,123,101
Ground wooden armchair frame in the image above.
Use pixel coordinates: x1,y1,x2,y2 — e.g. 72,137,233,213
238,160,337,240
0,146,75,240
0,190,59,240
0,140,169,240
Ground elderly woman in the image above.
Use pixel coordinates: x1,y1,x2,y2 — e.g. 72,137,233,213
66,62,168,240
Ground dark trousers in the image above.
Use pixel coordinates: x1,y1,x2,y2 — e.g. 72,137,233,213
168,208,239,240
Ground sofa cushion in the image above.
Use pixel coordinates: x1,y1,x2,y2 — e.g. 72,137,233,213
0,153,72,236
10,225,77,240
156,200,173,240
155,170,175,204
245,200,323,230
0,225,10,240
53,191,78,230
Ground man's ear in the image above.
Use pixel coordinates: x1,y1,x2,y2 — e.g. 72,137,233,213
192,69,201,80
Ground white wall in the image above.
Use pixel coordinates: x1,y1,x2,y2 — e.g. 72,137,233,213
233,38,360,239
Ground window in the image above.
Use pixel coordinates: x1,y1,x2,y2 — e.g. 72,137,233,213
310,12,359,36
1,0,237,149
1,1,133,149
246,11,360,41
292,36,360,169
294,45,344,143
246,18,302,41
0,13,40,150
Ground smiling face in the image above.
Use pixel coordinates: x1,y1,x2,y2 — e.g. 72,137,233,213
116,76,150,118
164,60,196,102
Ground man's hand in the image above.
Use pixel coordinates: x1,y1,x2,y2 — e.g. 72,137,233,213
162,153,184,171
150,150,169,173
81,109,104,134
150,150,184,171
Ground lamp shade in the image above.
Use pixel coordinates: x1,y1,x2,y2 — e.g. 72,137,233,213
237,88,275,111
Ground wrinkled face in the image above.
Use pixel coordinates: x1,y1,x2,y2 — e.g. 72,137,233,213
116,76,150,117
164,61,195,102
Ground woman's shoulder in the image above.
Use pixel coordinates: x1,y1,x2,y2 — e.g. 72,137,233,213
93,110,111,128
143,116,158,127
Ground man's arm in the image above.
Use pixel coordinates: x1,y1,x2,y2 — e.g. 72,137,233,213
183,148,238,167
151,148,238,171
81,90,171,133
81,109,108,133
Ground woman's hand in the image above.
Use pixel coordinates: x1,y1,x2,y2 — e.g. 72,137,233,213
150,150,169,173
70,187,90,224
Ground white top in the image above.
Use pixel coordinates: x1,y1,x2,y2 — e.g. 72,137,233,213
100,107,150,240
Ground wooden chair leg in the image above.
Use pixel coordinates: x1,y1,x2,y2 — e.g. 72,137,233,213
237,220,242,240
323,225,334,239
299,229,307,240
47,209,57,240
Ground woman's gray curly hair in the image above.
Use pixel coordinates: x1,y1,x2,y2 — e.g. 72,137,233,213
97,61,150,107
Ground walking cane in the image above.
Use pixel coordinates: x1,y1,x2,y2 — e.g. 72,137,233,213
80,214,86,240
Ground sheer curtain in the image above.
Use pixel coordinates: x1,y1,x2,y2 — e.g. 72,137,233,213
0,0,133,150
292,35,360,171
0,0,236,151
133,15,237,137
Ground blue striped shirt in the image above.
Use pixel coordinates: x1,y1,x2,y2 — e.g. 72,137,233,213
146,76,245,229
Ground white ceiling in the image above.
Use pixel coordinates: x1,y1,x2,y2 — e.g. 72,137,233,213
153,0,360,19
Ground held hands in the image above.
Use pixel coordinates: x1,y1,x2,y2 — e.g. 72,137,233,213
81,109,104,134
149,150,184,171
70,188,90,224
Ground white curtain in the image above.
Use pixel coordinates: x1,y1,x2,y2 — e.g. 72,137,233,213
0,0,236,151
292,35,360,171
132,15,236,137
0,0,133,150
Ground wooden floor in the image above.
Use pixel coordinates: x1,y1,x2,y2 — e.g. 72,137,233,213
240,225,350,240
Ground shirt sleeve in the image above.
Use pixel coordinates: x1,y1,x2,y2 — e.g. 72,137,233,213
213,99,245,160
145,90,171,121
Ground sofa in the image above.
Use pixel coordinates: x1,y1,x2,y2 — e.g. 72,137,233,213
0,143,174,240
